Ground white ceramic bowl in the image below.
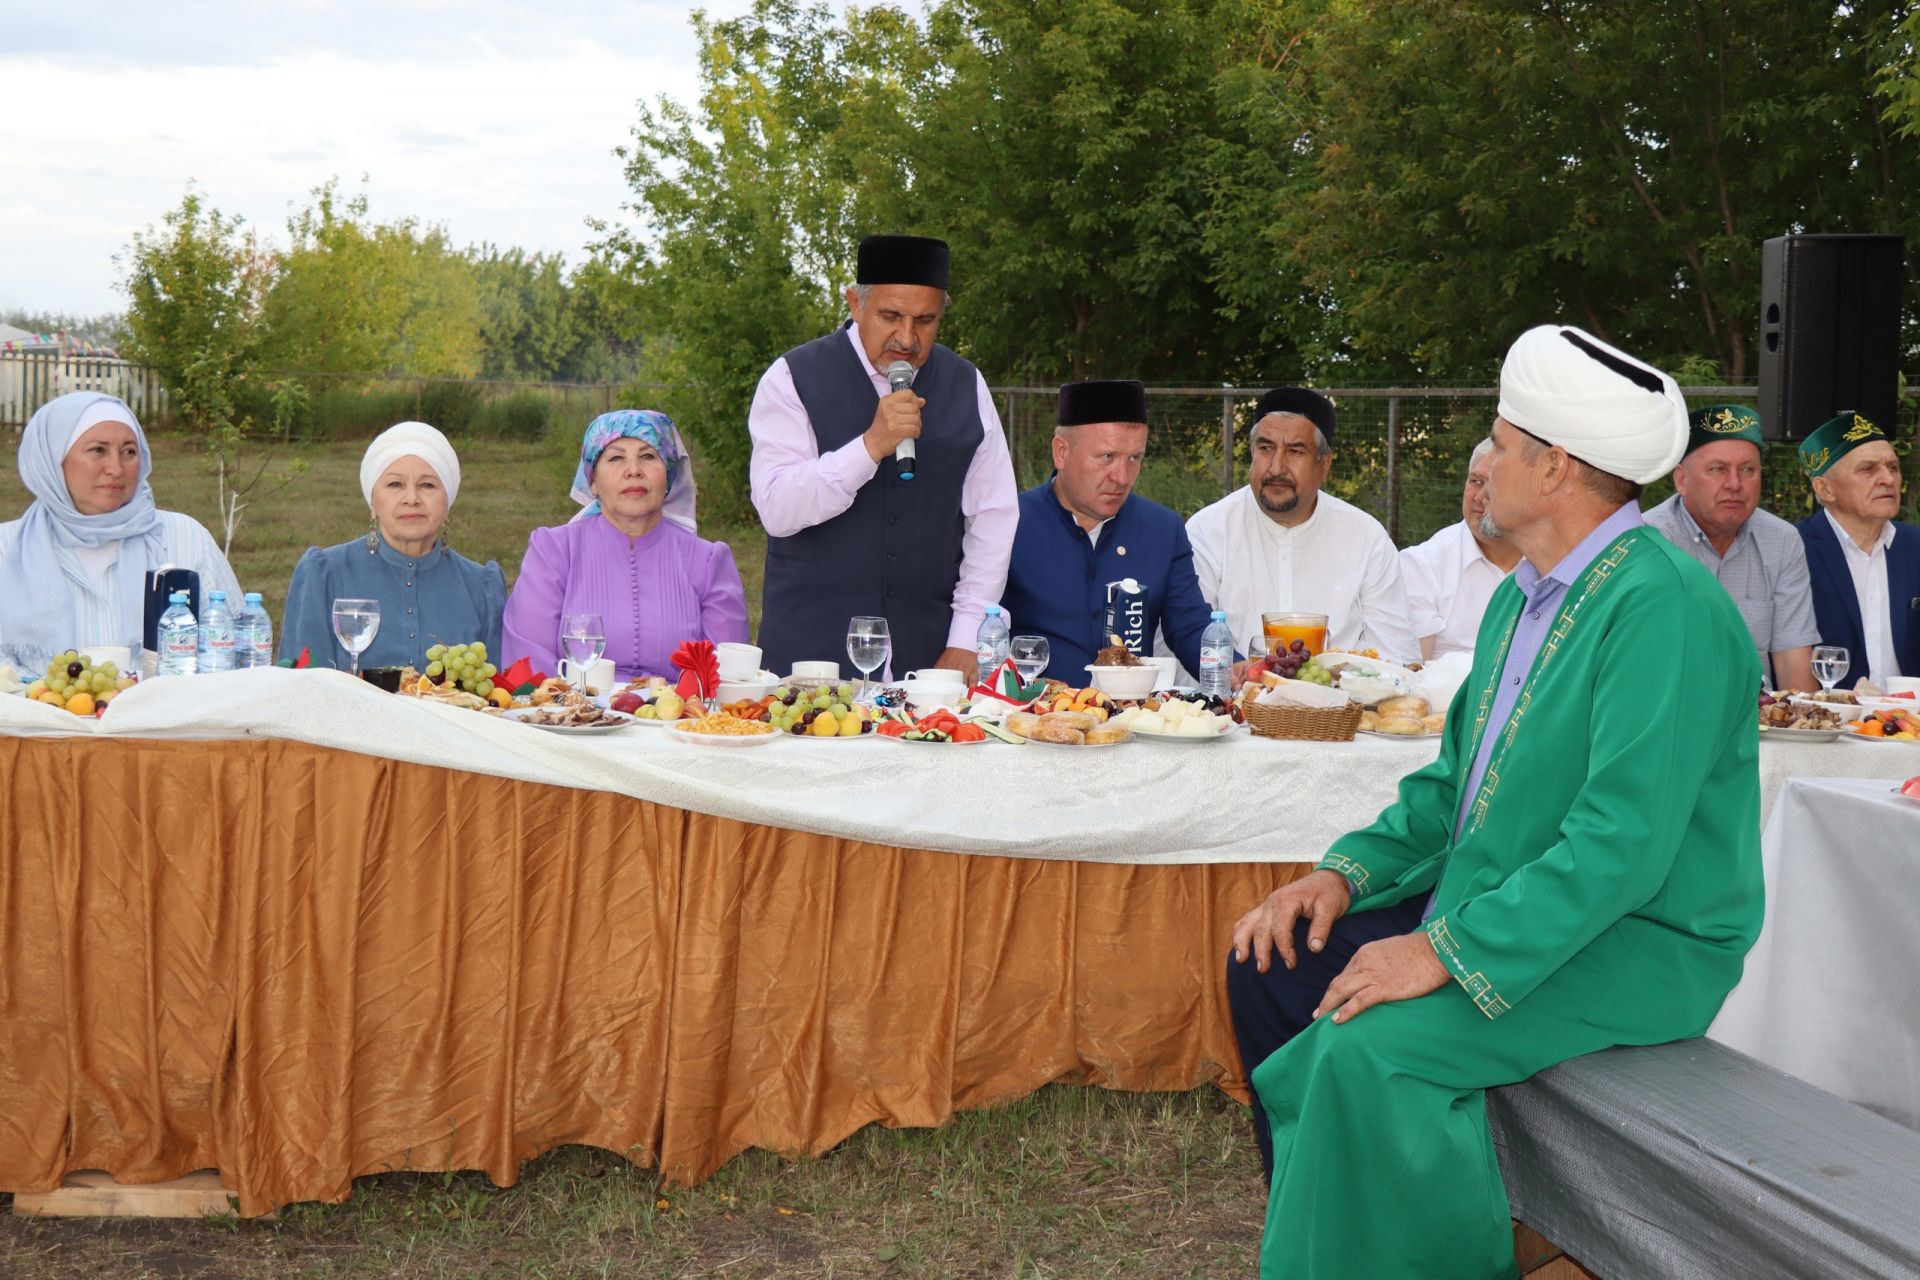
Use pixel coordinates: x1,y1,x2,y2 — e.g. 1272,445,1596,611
790,660,841,680
1786,694,1866,723
716,673,782,703
908,667,967,686
1139,655,1180,689
1086,663,1158,699
1884,676,1920,696
715,642,764,681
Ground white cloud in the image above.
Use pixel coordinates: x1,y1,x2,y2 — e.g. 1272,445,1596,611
0,2,769,315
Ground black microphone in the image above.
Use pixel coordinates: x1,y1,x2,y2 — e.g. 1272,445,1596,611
885,359,917,480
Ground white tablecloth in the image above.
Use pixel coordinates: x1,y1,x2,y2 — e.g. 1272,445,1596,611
4,669,1914,865
1710,775,1920,1130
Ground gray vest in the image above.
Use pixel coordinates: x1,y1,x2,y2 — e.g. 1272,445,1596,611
758,326,984,676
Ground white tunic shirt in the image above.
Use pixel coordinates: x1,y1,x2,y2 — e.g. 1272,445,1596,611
1183,487,1419,663
1826,509,1902,685
1397,520,1513,659
0,509,242,652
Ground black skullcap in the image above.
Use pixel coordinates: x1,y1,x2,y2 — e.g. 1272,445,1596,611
1252,387,1336,444
1057,380,1149,428
856,235,951,289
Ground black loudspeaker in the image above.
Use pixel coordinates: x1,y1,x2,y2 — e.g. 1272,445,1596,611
1758,234,1904,441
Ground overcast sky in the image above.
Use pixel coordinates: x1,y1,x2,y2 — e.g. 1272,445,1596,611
0,1,771,319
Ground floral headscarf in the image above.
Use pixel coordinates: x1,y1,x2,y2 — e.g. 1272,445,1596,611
569,409,698,531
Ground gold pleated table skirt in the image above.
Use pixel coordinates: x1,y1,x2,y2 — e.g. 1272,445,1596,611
0,736,1310,1216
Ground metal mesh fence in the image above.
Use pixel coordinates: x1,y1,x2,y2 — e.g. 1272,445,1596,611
993,383,1916,550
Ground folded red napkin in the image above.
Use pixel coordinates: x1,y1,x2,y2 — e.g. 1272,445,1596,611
496,656,544,697
672,640,719,700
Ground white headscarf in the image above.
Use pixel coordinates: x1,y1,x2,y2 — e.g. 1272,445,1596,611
0,392,162,656
1496,325,1688,485
359,421,462,508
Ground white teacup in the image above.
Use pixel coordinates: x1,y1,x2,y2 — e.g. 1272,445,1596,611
790,660,840,680
908,667,966,686
903,676,964,709
557,656,616,695
716,642,763,682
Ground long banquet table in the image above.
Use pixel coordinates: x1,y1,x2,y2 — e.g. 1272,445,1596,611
1,669,1910,1216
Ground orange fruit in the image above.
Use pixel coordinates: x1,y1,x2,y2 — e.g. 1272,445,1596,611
65,691,95,716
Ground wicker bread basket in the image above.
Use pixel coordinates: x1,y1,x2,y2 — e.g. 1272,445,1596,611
1238,686,1364,741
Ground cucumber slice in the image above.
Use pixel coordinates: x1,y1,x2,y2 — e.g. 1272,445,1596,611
978,719,1026,744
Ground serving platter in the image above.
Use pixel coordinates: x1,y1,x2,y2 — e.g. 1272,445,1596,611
499,707,636,735
1757,726,1845,743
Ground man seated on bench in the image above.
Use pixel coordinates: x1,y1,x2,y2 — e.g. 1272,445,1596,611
1225,324,1765,1280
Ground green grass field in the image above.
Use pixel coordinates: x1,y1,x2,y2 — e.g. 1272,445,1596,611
0,434,1263,1277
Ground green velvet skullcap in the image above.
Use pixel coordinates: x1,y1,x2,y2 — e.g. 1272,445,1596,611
1685,404,1763,455
1797,410,1888,478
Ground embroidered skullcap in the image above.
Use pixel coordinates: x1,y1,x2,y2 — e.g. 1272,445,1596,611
1797,410,1889,478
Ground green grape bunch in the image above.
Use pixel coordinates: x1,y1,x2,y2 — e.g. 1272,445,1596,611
423,641,496,697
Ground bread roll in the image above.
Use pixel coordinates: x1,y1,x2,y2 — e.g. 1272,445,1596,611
1005,711,1043,738
1084,723,1129,745
1358,710,1379,731
1376,694,1430,718
1375,714,1424,735
1041,710,1098,732
1421,713,1446,734
1032,721,1086,745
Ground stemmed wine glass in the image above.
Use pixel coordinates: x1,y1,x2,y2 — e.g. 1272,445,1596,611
846,616,891,703
330,598,381,677
1010,635,1050,685
561,613,607,669
1812,645,1850,693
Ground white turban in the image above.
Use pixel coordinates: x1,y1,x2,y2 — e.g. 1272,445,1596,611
1496,325,1687,485
359,421,462,508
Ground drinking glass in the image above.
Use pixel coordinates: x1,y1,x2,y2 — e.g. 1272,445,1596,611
846,615,892,702
330,598,381,677
1811,645,1850,693
561,613,607,667
1010,635,1050,683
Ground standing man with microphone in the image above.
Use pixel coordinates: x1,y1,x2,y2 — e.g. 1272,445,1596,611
750,234,1018,679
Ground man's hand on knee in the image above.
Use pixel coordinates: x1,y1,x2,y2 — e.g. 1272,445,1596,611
1231,870,1352,973
1313,931,1449,1024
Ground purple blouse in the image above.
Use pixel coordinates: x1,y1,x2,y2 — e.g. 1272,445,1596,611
502,515,750,681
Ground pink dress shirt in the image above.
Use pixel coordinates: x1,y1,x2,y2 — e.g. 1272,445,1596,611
747,324,1019,652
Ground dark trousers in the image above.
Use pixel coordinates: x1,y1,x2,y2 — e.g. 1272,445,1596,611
1224,895,1429,1180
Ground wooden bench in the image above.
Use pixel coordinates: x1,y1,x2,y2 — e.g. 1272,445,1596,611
1489,1038,1920,1278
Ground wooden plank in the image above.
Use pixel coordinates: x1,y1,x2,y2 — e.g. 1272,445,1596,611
1513,1220,1599,1278
12,1169,270,1219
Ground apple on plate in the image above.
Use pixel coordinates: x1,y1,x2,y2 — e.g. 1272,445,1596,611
610,690,644,714
1901,775,1920,800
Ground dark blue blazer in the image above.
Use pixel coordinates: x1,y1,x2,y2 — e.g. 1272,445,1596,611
999,478,1216,682
1796,512,1920,688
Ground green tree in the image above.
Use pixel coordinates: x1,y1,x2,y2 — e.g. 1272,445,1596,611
1262,0,1920,382
117,189,300,551
260,180,486,379
596,0,908,517
118,188,272,416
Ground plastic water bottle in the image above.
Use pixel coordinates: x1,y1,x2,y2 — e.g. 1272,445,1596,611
975,604,1011,674
237,592,274,668
198,591,237,673
157,592,198,676
1198,610,1234,700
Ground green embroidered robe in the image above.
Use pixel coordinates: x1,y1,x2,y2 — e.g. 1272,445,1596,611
1253,527,1764,1280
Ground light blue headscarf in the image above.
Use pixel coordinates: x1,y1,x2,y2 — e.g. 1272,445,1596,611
0,392,163,655
568,409,699,531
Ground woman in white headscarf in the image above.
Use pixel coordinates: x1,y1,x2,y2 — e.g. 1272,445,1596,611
0,391,241,659
278,421,505,670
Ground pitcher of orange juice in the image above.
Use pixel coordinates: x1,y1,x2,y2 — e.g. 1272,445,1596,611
1262,611,1330,656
